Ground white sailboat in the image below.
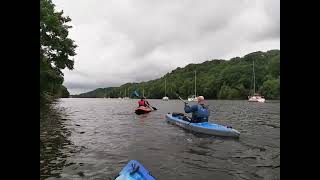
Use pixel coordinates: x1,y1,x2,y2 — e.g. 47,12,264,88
104,88,110,99
188,70,198,102
162,78,169,101
142,88,146,98
248,61,265,103
123,88,130,99
124,87,130,99
118,91,122,99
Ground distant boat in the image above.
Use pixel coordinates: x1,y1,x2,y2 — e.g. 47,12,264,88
162,96,169,101
118,91,123,99
162,78,169,101
123,88,130,99
188,70,198,102
126,87,131,99
248,61,265,103
188,95,197,102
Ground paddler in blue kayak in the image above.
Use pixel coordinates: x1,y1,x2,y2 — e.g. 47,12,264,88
184,96,210,123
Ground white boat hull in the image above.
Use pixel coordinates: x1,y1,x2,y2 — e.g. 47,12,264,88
162,96,169,101
248,96,265,103
188,97,198,102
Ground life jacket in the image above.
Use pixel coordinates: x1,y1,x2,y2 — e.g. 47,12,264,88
194,104,209,121
138,100,146,106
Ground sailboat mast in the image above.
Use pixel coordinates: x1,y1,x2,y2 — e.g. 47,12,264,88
195,70,197,97
253,61,255,95
165,79,166,96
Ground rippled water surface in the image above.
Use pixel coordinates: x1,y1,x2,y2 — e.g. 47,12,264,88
40,98,280,180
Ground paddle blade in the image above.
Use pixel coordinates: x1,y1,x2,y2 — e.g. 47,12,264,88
132,90,140,97
152,106,157,110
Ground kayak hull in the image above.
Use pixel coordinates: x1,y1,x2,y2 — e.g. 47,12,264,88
135,107,153,115
115,160,155,180
165,113,240,138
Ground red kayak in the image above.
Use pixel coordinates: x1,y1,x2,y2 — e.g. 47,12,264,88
135,106,153,115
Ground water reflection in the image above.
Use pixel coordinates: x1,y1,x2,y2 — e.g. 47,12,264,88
40,102,75,180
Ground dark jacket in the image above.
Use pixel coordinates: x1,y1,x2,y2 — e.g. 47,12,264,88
184,104,210,122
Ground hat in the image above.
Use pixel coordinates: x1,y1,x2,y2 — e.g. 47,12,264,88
197,96,205,104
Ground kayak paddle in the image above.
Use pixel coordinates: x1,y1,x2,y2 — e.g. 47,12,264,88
175,91,188,104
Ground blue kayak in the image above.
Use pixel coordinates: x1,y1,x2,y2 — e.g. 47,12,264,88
115,160,156,180
166,113,240,138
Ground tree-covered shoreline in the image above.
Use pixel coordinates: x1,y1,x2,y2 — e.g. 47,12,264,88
73,50,280,100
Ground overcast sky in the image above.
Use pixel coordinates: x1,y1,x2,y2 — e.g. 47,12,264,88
52,0,280,95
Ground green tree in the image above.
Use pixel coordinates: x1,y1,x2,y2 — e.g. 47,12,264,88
218,84,241,99
40,0,77,103
260,78,280,99
58,85,70,98
269,55,280,78
74,50,280,100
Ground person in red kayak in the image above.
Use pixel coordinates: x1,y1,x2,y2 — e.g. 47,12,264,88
138,97,150,107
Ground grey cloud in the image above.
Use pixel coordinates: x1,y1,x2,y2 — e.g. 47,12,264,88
53,0,279,94
252,24,280,42
64,80,122,95
263,0,280,24
64,82,99,90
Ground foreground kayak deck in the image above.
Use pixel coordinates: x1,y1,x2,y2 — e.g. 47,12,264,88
165,113,240,138
115,160,155,180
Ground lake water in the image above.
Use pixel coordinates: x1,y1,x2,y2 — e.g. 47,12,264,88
40,98,280,180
